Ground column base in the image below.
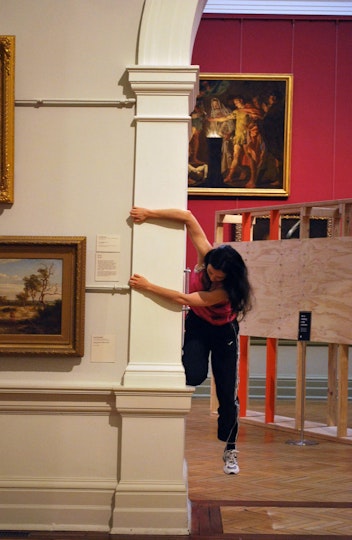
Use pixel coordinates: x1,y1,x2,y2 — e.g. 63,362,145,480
112,387,194,534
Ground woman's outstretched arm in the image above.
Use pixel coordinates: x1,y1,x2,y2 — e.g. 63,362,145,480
130,207,189,224
130,206,212,266
129,273,227,307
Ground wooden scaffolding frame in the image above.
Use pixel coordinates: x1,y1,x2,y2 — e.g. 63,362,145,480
212,199,352,444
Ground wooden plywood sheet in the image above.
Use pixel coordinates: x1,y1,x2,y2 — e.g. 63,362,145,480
233,236,352,344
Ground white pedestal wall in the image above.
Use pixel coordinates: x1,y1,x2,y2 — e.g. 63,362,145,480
0,385,117,531
112,388,193,535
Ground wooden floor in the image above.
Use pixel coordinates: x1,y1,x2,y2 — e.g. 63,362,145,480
1,398,352,540
186,398,352,539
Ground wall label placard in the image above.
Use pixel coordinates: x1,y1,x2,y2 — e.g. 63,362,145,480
298,311,312,341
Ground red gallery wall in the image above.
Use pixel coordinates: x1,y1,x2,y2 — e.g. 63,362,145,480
187,14,352,266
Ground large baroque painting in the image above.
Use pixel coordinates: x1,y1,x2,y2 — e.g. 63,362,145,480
188,74,292,197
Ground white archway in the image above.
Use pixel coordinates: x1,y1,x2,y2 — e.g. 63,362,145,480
138,0,206,65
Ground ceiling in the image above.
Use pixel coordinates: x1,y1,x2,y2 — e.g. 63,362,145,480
204,1,352,15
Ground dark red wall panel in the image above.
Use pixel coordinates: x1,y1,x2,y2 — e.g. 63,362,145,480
335,20,352,198
241,20,294,73
290,21,337,201
188,16,352,258
192,19,242,72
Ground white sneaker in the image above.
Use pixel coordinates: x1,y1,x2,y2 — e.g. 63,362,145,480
223,449,239,475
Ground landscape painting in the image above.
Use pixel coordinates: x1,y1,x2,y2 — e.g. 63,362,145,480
0,236,86,356
0,258,63,335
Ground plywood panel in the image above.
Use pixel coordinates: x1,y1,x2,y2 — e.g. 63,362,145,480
234,236,352,344
301,237,352,343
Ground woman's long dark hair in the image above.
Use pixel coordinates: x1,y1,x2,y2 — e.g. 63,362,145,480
203,245,252,319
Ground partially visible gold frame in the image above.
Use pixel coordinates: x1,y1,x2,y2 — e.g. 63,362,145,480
0,36,15,204
0,236,86,356
188,73,293,198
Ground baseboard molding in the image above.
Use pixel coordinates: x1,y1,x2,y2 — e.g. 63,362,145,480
193,377,352,400
0,482,115,531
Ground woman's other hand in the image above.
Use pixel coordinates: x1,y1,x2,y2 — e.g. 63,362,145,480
130,207,149,223
129,273,150,291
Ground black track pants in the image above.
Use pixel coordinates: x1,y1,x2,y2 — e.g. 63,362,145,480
182,310,240,444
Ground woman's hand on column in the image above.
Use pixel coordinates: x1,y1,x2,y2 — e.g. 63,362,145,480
130,207,150,223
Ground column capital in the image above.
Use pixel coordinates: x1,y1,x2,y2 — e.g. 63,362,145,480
127,65,200,115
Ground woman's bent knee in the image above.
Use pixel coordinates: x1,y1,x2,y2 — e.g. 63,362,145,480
185,373,208,387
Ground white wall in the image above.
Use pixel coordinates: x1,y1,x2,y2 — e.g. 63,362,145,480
0,0,144,385
0,0,142,532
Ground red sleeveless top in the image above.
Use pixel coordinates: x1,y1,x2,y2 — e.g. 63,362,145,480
189,266,237,326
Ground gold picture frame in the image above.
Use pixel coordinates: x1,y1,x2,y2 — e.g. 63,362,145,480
0,36,15,204
188,73,293,197
0,236,86,356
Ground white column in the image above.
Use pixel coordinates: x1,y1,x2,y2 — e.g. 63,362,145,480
113,69,198,533
122,66,199,388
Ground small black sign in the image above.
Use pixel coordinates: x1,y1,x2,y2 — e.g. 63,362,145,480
298,311,312,341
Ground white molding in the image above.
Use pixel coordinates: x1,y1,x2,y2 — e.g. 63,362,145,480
0,382,117,393
138,0,207,65
0,384,114,413
204,1,352,15
0,478,116,489
0,483,115,532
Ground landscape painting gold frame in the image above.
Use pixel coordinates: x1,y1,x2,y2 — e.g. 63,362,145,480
188,73,292,197
0,36,15,204
0,236,86,356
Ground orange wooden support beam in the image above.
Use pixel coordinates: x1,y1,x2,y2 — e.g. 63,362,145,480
238,335,249,417
265,337,278,423
239,213,251,417
269,209,280,240
241,212,252,241
264,210,280,423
